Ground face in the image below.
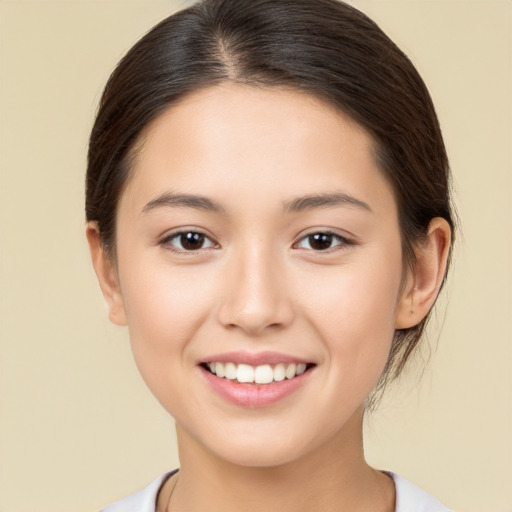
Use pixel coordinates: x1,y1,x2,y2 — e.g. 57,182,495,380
105,84,412,467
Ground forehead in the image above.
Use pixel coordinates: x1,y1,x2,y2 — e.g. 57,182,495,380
121,83,396,216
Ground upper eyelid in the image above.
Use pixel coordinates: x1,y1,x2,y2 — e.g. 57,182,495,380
160,229,219,250
294,229,354,243
161,228,215,241
159,228,355,248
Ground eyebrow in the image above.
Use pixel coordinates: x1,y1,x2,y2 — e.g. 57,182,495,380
283,192,372,213
142,192,226,214
141,190,371,215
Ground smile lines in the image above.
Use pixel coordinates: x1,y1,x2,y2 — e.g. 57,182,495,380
205,362,309,384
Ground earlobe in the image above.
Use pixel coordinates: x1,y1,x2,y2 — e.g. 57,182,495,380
395,218,451,329
86,222,127,326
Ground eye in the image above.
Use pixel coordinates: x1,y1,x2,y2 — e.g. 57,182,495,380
295,232,352,251
162,231,217,252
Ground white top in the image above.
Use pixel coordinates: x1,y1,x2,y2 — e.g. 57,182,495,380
100,471,452,512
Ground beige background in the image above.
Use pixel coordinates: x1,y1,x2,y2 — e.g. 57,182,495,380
0,1,510,511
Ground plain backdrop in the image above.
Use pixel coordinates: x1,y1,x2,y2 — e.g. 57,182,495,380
0,1,511,511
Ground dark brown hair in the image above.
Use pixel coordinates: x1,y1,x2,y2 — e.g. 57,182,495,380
86,0,455,396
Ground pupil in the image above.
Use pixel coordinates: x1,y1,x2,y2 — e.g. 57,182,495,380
310,233,332,250
181,232,204,250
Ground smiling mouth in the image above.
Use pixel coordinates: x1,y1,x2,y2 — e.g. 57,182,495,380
201,362,315,385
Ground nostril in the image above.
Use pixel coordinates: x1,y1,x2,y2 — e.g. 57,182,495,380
218,303,295,335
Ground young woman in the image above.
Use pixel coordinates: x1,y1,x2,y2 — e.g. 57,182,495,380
85,0,454,510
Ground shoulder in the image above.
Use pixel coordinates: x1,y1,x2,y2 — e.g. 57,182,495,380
388,472,452,512
99,471,177,512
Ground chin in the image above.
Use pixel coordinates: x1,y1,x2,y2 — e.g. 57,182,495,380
212,440,310,469
199,417,349,470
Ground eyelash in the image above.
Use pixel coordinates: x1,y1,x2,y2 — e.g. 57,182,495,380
293,231,354,252
160,229,354,254
161,230,218,254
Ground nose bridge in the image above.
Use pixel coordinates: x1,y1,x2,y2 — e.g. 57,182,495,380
217,241,293,334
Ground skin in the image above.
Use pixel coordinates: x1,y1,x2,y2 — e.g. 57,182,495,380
87,84,451,512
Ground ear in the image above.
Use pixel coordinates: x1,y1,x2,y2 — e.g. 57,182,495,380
396,218,451,329
86,222,127,326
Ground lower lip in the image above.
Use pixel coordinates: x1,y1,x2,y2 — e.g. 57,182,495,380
199,366,312,408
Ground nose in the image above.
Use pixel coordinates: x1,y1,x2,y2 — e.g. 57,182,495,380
217,246,295,336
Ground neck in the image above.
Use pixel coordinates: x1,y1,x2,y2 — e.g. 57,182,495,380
168,407,395,512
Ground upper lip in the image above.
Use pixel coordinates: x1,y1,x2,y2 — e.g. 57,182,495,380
200,351,313,366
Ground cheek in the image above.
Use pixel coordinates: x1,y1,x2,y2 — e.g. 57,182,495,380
117,257,215,391
297,254,402,388
121,254,213,328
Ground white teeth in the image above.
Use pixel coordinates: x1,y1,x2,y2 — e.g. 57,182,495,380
224,362,237,380
285,363,297,379
254,364,273,384
206,361,309,384
273,363,286,382
236,364,255,383
216,362,226,378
